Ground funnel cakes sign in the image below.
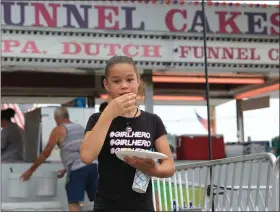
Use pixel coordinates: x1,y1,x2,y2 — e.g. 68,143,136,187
2,34,279,65
1,1,279,36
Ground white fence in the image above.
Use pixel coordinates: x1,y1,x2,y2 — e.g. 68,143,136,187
152,153,278,211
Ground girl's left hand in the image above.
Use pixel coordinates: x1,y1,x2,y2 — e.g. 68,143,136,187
124,156,158,176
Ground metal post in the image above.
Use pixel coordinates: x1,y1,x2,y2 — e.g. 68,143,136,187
143,70,154,113
201,0,214,211
236,100,245,142
87,96,95,108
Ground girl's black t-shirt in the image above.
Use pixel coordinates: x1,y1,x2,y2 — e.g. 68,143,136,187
85,110,167,211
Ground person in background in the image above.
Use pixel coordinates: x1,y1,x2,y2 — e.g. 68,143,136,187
99,102,108,113
21,107,98,212
1,108,23,162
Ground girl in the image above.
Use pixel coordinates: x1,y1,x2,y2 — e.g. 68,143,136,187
80,56,175,211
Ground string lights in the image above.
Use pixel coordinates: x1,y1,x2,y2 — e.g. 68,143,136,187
104,0,279,8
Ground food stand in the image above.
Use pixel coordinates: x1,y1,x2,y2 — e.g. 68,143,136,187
1,1,279,210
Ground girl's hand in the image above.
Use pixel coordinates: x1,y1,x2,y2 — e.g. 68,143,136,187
105,93,136,119
124,156,158,176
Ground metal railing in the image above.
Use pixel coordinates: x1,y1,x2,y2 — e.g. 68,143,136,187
273,157,279,211
152,153,278,212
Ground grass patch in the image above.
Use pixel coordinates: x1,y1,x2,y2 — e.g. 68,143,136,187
153,180,205,211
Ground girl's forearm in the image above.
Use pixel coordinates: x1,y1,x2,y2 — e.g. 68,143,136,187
152,160,175,178
80,113,113,164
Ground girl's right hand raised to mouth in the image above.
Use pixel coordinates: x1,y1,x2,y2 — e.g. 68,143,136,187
105,93,136,119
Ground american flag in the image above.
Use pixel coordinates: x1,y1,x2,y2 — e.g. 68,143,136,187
1,103,37,129
195,110,214,133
